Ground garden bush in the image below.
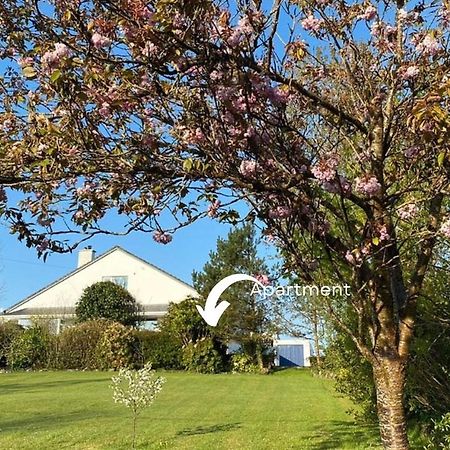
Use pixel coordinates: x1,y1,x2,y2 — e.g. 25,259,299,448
50,319,111,370
7,323,51,370
98,321,137,369
182,337,225,374
425,413,450,450
134,330,182,369
76,281,138,326
230,353,261,374
0,321,24,368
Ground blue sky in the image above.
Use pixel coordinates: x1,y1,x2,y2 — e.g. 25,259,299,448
0,218,234,310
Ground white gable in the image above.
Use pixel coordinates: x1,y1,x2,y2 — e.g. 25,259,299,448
6,247,198,317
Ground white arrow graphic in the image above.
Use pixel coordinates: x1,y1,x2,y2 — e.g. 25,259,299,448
196,274,265,326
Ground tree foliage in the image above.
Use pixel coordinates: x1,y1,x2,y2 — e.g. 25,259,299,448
192,224,272,359
1,1,450,447
158,297,210,347
76,281,138,326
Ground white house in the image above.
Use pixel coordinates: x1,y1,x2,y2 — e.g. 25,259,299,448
0,246,198,331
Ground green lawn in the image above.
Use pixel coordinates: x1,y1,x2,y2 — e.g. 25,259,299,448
0,369,382,449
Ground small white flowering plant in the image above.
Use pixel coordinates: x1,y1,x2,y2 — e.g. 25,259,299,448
111,363,165,449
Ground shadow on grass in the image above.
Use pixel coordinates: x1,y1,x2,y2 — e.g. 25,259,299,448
176,422,241,436
0,378,107,394
0,408,118,433
307,420,380,449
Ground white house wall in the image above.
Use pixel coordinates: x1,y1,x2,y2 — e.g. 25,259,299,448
8,248,198,313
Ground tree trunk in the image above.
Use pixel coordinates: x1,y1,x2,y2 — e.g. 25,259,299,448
312,308,322,369
373,356,409,450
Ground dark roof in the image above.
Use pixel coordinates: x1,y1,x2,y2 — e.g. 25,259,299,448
4,246,196,314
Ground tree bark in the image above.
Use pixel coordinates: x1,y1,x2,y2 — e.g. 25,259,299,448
312,308,322,369
373,356,409,450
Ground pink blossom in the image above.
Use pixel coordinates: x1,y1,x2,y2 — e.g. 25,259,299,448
142,42,159,57
42,43,70,68
358,5,377,21
98,102,112,118
268,205,292,219
207,200,221,218
354,175,382,197
413,34,440,57
18,56,34,67
37,238,50,253
91,33,111,49
345,251,357,265
255,273,270,286
322,176,352,195
153,231,173,244
401,65,420,80
404,145,420,159
210,70,223,81
311,155,339,182
398,204,418,220
239,160,258,178
440,219,450,238
73,209,85,222
301,15,323,33
377,225,390,242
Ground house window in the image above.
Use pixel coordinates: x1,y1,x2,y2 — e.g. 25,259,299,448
102,276,128,289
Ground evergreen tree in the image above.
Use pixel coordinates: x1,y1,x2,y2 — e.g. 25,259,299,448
192,225,271,365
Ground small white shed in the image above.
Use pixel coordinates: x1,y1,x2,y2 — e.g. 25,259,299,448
273,338,311,367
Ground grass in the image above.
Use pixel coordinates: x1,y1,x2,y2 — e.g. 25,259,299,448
0,368,383,449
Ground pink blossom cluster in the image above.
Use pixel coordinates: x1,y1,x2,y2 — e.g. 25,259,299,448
440,219,450,238
377,224,390,242
358,5,377,21
239,160,258,178
268,205,292,219
404,145,420,159
301,15,323,33
36,238,50,253
76,182,97,198
207,200,221,218
227,15,254,46
398,204,418,220
41,43,70,69
345,244,371,265
18,56,34,67
439,218,450,238
322,176,352,196
91,32,111,49
311,155,339,182
440,5,450,25
180,126,206,145
400,65,420,80
73,208,85,222
354,175,382,197
153,231,173,244
254,273,270,286
412,34,440,57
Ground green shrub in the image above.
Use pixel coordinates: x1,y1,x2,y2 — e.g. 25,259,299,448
230,353,261,373
182,337,225,374
134,330,182,369
425,413,450,450
0,321,24,368
8,323,51,370
76,281,138,326
50,319,111,370
98,322,136,369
